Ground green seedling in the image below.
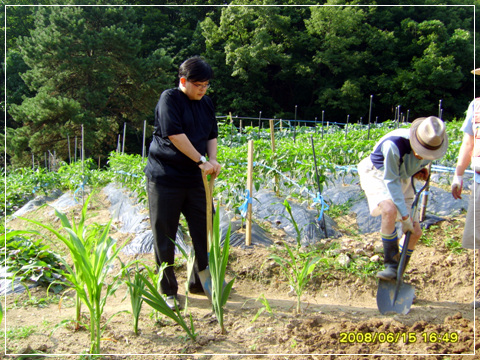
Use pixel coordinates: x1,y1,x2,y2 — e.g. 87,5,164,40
173,241,196,314
2,325,36,340
251,293,274,323
208,209,235,335
122,262,147,336
132,271,198,341
269,200,320,314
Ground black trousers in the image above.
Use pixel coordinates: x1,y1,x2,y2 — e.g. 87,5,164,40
147,179,209,296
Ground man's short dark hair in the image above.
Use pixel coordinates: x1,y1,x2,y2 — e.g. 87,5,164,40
178,56,214,83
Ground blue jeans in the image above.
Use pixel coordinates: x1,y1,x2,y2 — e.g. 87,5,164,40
147,179,209,296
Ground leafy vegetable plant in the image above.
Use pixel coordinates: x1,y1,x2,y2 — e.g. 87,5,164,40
2,230,64,291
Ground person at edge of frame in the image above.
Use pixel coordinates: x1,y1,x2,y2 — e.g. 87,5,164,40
357,116,448,287
144,56,221,310
451,67,480,308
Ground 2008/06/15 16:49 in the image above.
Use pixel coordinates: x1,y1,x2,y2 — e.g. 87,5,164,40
339,331,459,344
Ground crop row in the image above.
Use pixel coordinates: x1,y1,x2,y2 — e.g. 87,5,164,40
3,119,464,218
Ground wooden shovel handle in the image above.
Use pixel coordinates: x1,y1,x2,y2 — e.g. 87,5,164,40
202,170,214,249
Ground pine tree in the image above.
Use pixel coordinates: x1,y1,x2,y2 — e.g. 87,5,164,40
9,4,173,166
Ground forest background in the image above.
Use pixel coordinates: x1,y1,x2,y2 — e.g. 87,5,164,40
2,0,478,168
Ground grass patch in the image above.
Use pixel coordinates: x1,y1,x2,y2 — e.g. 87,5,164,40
1,325,36,340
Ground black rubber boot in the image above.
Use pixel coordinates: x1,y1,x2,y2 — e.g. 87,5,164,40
377,240,399,281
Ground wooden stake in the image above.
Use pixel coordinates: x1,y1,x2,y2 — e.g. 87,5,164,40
269,120,275,153
368,95,373,140
269,120,278,192
122,122,126,154
67,134,71,164
142,120,147,158
246,140,254,246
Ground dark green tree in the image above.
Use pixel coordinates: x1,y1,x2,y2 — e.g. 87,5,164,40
8,5,173,166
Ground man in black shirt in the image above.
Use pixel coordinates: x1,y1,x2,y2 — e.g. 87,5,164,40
144,56,221,309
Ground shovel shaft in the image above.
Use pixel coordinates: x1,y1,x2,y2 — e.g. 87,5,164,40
384,173,430,314
202,170,214,249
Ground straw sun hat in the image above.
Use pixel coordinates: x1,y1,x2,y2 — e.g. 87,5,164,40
471,68,480,75
409,116,448,160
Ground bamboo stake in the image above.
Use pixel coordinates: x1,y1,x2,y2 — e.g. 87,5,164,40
345,115,349,140
142,120,147,158
246,140,254,246
229,112,234,146
269,120,278,193
258,111,262,139
122,122,126,154
82,124,85,206
368,95,373,140
321,111,325,139
293,105,297,143
67,134,71,164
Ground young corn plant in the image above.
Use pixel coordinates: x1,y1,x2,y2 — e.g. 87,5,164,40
209,209,235,335
251,293,274,323
269,200,320,314
132,269,198,341
20,194,126,354
122,262,147,336
173,241,196,314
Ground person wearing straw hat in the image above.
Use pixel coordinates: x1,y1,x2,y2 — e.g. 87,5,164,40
451,68,480,308
144,56,221,310
358,116,448,281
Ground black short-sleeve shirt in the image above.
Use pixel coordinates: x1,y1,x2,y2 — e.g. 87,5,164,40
144,88,218,187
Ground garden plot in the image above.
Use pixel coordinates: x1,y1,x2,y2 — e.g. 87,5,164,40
3,174,477,357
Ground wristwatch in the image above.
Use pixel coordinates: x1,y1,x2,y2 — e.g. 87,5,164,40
196,155,207,165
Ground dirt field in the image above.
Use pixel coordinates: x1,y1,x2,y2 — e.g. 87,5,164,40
3,187,479,359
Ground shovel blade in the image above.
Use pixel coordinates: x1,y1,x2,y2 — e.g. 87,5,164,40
198,267,212,302
377,279,415,315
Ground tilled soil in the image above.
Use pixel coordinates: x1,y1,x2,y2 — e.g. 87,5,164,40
3,188,479,359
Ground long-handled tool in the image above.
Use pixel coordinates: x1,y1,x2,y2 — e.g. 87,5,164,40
377,174,430,315
196,170,215,301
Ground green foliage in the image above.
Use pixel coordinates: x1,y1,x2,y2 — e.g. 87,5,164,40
269,200,321,314
2,230,64,291
250,293,274,323
5,5,475,168
9,5,174,165
209,209,235,334
3,159,111,216
3,167,60,216
133,271,198,341
20,194,126,354
1,325,36,340
107,151,147,204
57,159,111,192
122,263,146,336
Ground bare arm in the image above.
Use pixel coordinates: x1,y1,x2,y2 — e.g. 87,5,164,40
455,132,474,177
168,133,215,174
452,132,474,199
207,138,222,178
